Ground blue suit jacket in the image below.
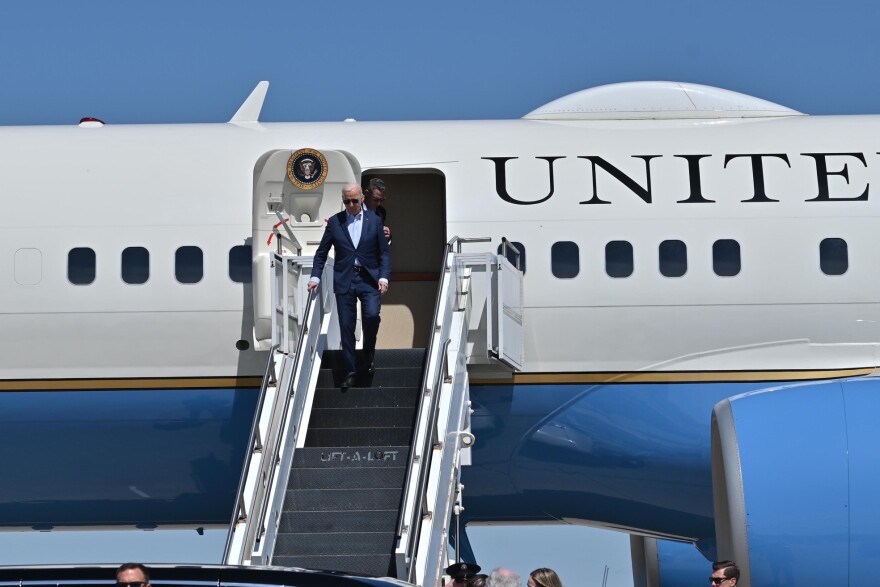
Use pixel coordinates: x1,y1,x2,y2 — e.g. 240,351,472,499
310,208,392,294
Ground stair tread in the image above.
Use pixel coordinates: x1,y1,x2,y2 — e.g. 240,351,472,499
316,368,423,389
278,509,399,533
320,348,426,369
271,554,392,577
308,406,416,429
312,387,418,408
293,446,410,467
282,487,403,511
304,427,414,447
274,531,396,555
288,467,406,489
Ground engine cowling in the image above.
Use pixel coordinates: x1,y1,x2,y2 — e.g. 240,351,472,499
712,376,880,586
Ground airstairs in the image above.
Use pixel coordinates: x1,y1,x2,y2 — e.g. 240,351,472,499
224,237,524,586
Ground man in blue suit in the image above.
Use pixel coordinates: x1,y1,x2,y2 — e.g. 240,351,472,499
307,183,392,389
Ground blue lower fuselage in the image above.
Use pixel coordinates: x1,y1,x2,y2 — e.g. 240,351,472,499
0,376,854,551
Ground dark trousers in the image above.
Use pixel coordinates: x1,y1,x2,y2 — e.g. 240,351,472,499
335,271,381,376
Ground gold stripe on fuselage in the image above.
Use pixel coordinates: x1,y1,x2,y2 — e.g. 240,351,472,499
471,367,877,385
3,367,874,390
0,377,263,391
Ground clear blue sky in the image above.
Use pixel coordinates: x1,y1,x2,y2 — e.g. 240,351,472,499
1,0,879,127
1,1,878,585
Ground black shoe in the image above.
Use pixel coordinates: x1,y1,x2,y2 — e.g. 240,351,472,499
361,351,375,376
341,374,356,390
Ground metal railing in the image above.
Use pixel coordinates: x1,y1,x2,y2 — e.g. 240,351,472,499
251,283,327,564
395,236,489,583
224,271,318,564
223,343,279,561
500,236,522,271
272,211,303,255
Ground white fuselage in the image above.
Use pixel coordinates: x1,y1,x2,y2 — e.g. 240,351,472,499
3,113,880,382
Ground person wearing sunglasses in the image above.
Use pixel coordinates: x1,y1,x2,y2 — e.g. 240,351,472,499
116,563,150,587
308,183,391,389
710,561,739,586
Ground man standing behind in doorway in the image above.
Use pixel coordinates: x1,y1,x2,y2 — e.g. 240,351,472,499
363,177,391,242
308,183,391,389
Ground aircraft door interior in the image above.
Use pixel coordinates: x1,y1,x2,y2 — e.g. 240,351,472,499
361,170,446,350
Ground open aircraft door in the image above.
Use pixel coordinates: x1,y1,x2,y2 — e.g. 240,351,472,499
251,148,362,349
493,254,524,370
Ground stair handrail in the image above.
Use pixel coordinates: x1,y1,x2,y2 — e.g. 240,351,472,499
272,211,303,255
224,256,319,564
247,287,317,559
396,235,490,582
223,342,279,562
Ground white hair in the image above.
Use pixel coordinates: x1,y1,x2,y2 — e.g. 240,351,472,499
487,568,521,587
341,183,361,198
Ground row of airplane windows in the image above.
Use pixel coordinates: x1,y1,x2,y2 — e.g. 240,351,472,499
502,238,850,278
58,238,850,286
65,245,253,285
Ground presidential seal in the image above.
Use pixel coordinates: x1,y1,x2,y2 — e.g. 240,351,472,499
287,148,328,190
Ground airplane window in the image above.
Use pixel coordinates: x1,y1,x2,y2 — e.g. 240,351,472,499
713,239,741,277
820,238,848,275
659,240,687,277
122,247,150,284
175,246,204,284
68,247,96,285
551,241,579,278
15,248,42,286
497,241,526,273
605,241,633,278
229,245,253,283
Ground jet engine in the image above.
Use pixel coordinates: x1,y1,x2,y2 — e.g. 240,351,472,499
712,377,880,587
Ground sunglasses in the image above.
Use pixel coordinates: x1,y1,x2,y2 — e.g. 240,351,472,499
117,582,147,587
710,578,728,585
343,198,361,205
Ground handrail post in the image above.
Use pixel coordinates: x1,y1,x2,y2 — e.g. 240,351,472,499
449,235,491,254
500,236,522,271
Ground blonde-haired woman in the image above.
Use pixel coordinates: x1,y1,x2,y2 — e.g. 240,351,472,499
528,568,563,587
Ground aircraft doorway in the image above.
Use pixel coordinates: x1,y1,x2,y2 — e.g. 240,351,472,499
363,170,446,350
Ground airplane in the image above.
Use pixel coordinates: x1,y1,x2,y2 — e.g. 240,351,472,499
1,79,878,587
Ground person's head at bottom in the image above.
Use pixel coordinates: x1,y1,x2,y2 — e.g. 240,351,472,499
528,567,563,587
487,568,522,587
116,563,151,587
446,562,482,586
710,561,739,586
